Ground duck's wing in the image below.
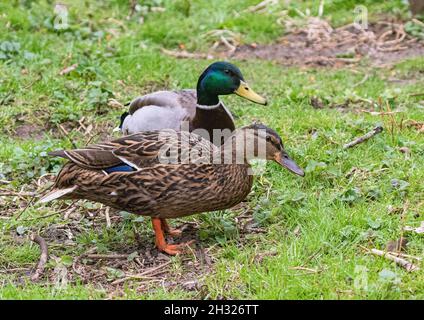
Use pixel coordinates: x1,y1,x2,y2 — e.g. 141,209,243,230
49,130,217,171
48,131,171,170
128,90,197,115
122,90,197,134
86,131,172,151
48,149,122,170
112,130,217,169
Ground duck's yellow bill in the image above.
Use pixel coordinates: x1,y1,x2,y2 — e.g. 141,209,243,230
234,81,267,105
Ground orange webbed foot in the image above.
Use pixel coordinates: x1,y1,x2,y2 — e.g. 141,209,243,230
156,240,195,255
152,218,194,255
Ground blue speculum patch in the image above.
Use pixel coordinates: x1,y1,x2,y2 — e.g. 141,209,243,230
104,164,135,174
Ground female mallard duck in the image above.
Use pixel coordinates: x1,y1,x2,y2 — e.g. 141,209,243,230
40,124,304,255
118,61,267,144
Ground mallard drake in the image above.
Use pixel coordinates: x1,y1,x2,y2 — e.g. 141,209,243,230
40,124,304,255
117,61,267,145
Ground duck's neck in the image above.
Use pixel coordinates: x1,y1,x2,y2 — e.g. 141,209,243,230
196,88,220,106
196,76,220,106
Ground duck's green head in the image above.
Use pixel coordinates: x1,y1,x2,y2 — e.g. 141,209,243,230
196,61,267,106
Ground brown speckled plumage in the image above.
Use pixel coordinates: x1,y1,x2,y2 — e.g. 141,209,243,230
53,162,252,219
44,128,258,219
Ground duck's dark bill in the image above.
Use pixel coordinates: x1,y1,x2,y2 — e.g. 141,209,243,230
234,81,267,105
275,153,305,176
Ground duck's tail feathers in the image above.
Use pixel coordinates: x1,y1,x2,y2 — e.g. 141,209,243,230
38,186,77,204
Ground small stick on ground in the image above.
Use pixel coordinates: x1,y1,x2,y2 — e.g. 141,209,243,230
220,36,236,55
412,18,424,28
63,205,77,220
0,191,36,197
352,73,370,88
105,207,111,228
361,246,419,272
360,110,401,116
161,48,213,60
15,197,36,220
85,254,131,259
244,0,278,13
23,212,60,221
408,92,424,97
386,251,422,261
289,266,320,273
111,261,172,285
343,126,383,149
30,233,49,281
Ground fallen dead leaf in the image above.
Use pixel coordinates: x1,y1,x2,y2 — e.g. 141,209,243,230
59,63,78,76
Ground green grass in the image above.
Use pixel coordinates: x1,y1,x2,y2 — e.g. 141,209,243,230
1,0,423,299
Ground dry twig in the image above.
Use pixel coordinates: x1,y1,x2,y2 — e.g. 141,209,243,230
244,0,278,13
361,246,419,272
85,254,131,260
408,92,424,97
105,207,111,228
289,266,320,273
386,252,422,261
343,126,383,149
111,261,171,285
220,36,236,55
160,48,213,60
30,233,49,281
0,191,36,197
360,110,401,116
204,29,240,54
15,197,36,220
352,74,370,87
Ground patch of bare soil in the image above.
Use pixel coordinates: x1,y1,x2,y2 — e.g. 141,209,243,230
233,19,424,67
15,123,45,140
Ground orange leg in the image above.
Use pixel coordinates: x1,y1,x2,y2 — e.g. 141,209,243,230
160,218,182,237
151,218,193,255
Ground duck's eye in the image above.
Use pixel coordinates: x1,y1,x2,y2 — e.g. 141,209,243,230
224,69,230,74
266,136,271,142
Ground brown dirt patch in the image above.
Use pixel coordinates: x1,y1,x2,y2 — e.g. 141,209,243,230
233,19,424,67
15,123,45,140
